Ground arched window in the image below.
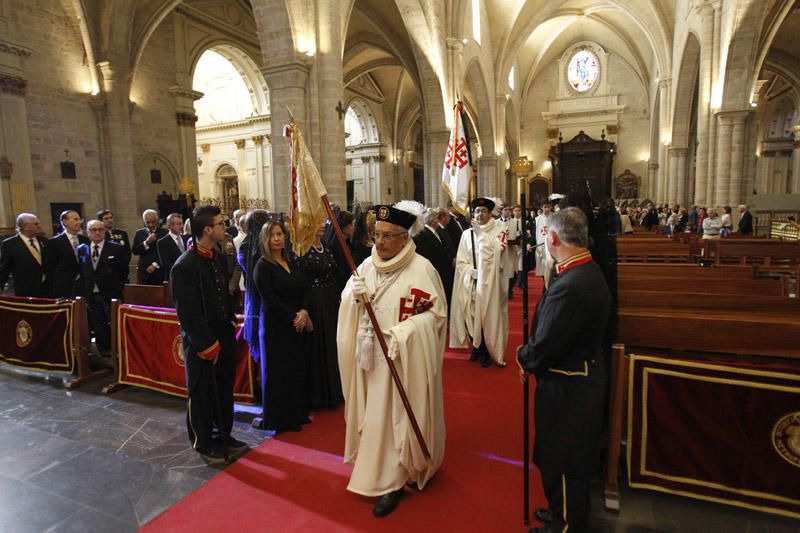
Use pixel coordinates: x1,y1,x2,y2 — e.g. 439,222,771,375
344,100,379,146
193,49,259,126
567,49,600,93
472,0,481,44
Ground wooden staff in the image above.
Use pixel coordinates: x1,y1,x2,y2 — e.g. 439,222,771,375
321,195,431,462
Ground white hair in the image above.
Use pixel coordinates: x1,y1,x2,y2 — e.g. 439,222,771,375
142,209,158,220
393,200,425,237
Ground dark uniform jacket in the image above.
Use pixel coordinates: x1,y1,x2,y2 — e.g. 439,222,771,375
0,234,48,297
519,252,610,377
132,227,168,284
171,244,235,358
414,227,454,304
77,241,127,301
105,228,131,277
45,232,89,298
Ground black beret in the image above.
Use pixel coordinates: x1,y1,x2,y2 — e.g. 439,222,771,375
374,204,416,230
470,197,495,211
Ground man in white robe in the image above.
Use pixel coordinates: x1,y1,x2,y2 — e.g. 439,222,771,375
500,204,519,299
450,197,509,367
338,202,447,518
535,202,553,282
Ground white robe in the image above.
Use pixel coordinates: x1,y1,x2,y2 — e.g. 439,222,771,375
337,243,447,496
535,213,552,277
501,217,520,278
449,218,509,364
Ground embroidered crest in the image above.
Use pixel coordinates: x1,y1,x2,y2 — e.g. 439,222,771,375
378,206,390,220
772,411,800,468
399,288,433,322
171,334,185,367
15,320,32,348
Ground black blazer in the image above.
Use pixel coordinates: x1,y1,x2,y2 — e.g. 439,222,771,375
44,232,89,298
0,234,48,297
156,232,188,277
435,225,457,261
413,227,454,302
738,211,753,234
105,228,131,275
77,241,127,301
444,218,464,252
132,227,168,283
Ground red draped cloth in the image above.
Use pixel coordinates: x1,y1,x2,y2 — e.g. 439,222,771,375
116,304,256,404
627,354,800,519
0,296,75,373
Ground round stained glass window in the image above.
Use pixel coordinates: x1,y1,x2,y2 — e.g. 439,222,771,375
567,50,599,93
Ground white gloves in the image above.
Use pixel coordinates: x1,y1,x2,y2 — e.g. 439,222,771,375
470,269,479,280
351,275,369,298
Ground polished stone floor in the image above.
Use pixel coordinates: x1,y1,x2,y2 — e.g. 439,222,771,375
0,365,797,532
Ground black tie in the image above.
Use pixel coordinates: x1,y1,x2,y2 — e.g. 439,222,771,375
28,238,37,251
92,244,99,268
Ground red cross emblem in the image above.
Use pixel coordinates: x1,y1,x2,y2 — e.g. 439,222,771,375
444,137,469,170
399,288,433,322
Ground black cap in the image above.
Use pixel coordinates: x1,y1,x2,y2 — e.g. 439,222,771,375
470,197,495,211
374,204,416,230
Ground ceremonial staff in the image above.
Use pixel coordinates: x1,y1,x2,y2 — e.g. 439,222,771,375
521,192,531,525
284,117,431,462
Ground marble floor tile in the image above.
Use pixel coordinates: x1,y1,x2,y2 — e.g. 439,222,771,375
0,420,87,481
43,507,138,533
0,473,90,533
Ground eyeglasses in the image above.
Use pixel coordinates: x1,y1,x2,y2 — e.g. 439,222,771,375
88,227,106,233
371,231,407,242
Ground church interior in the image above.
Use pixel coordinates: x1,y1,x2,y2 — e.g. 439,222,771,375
1,0,799,531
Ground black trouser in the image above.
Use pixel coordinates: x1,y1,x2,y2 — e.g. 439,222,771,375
533,363,606,533
184,323,236,450
87,292,111,355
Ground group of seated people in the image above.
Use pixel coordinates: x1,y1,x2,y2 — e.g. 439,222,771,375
616,202,754,238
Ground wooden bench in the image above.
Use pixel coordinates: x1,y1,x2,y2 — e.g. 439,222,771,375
618,289,800,314
616,241,692,263
617,276,787,297
123,282,171,308
707,239,800,266
618,263,756,280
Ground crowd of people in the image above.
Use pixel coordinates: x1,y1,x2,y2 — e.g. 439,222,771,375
614,202,754,238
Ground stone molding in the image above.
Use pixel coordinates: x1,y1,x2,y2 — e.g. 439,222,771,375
0,73,26,95
168,85,204,101
0,40,32,57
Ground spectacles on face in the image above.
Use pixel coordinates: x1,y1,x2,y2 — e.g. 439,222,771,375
371,231,407,242
209,221,225,228
88,227,105,233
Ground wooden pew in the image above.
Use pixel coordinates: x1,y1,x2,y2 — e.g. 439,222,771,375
617,276,787,297
618,263,756,280
618,289,800,314
123,282,171,308
616,241,692,263
708,239,800,266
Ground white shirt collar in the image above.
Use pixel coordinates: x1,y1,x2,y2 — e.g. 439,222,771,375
91,240,104,253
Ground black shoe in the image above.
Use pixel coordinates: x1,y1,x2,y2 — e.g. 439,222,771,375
470,349,480,362
373,488,403,517
534,509,553,523
480,356,491,368
223,436,249,453
196,445,228,465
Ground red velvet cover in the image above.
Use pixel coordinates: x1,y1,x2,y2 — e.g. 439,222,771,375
0,296,74,373
627,354,800,519
116,304,255,404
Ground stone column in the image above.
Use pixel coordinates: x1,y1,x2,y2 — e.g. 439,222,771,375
251,135,265,201
657,144,668,203
668,148,686,205
198,143,211,198
647,162,659,200
169,85,203,192
425,129,450,207
693,2,714,206
713,111,734,208
792,128,800,194
97,60,138,227
234,139,246,205
0,70,34,225
657,78,671,204
262,62,309,212
478,155,498,198
706,1,722,204
728,112,749,206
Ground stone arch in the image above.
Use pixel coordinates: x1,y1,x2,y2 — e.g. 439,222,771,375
721,0,789,110
57,0,101,94
462,59,495,155
134,152,181,215
190,42,270,117
670,33,701,149
344,97,380,145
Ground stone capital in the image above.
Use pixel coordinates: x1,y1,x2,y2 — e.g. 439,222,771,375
0,73,26,95
648,162,659,170
668,147,689,157
200,144,210,153
0,156,13,179
176,112,198,127
446,37,464,51
261,61,310,89
87,93,106,110
715,109,751,126
234,139,246,149
252,135,263,146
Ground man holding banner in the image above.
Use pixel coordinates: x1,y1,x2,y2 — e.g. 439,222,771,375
171,205,248,464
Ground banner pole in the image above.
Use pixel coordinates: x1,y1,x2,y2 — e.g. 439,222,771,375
521,192,531,525
320,194,432,462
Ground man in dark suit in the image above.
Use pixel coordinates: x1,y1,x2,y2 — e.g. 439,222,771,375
434,208,458,261
132,208,168,285
78,219,127,357
98,209,131,280
0,213,48,297
413,208,454,306
445,205,466,250
44,210,89,298
516,207,611,533
156,213,187,277
737,204,753,235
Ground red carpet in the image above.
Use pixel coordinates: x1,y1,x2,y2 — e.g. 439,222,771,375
144,275,546,532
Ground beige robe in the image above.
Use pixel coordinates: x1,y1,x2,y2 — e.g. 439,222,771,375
337,244,447,496
449,218,509,364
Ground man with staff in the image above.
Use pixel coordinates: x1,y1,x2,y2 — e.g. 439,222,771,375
337,202,447,517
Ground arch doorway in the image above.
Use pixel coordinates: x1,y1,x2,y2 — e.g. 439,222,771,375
216,164,240,214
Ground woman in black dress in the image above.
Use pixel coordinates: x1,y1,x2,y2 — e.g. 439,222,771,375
299,221,344,409
350,206,375,266
253,220,313,432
